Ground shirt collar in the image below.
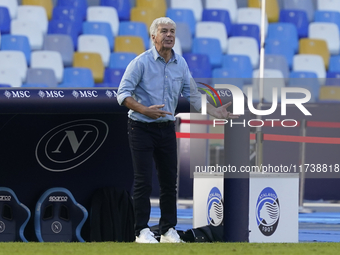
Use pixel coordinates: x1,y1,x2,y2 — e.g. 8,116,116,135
151,46,177,63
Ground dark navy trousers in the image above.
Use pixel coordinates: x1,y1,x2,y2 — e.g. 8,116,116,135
127,118,178,236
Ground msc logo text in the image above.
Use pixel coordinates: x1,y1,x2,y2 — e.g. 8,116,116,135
4,90,30,98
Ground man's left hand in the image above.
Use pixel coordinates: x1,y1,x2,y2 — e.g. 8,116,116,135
207,102,240,119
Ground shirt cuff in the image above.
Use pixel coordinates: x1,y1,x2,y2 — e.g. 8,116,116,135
191,97,202,112
117,92,132,106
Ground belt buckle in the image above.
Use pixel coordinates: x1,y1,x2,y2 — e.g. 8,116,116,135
161,121,172,127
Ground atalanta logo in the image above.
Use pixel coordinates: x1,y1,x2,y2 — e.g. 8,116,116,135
256,187,280,236
206,187,223,226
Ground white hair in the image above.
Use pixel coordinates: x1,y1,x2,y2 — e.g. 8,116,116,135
149,17,176,37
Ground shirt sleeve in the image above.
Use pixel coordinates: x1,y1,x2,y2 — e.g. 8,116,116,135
117,59,143,105
181,61,202,112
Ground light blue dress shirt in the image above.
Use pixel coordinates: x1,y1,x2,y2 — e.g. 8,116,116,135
117,46,202,122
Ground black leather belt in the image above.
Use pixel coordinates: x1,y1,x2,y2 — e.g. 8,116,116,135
128,118,174,128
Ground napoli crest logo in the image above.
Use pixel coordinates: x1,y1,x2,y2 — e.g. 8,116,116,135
256,187,280,236
206,187,223,226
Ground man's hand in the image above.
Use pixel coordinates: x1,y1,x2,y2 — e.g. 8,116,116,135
207,102,240,119
123,97,172,119
143,104,172,119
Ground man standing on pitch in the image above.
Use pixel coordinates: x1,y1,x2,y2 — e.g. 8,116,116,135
117,17,238,243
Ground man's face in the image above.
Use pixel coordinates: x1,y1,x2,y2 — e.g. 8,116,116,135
152,23,176,51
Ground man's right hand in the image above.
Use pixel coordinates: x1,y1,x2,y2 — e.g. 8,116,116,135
143,104,172,119
123,97,172,119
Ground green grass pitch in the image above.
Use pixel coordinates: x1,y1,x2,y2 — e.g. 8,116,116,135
0,242,339,255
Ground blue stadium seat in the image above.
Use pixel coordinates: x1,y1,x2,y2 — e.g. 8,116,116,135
326,72,340,86
100,0,131,21
108,52,136,69
35,187,88,242
103,68,125,87
48,20,80,49
175,22,192,53
282,0,314,21
166,8,196,37
327,71,340,78
202,9,231,35
52,6,83,22
265,38,294,69
279,9,309,38
118,21,149,49
183,53,212,78
94,82,115,87
192,37,222,68
0,187,30,242
83,21,114,50
196,21,228,54
21,83,49,87
206,0,238,23
171,0,203,22
230,24,260,49
212,67,244,89
267,22,299,53
59,67,94,87
0,35,31,65
287,82,320,103
289,71,318,79
314,11,340,33
0,84,11,87
0,7,10,34
288,71,320,102
56,0,88,20
221,55,253,83
52,6,83,34
329,55,340,73
212,67,240,78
